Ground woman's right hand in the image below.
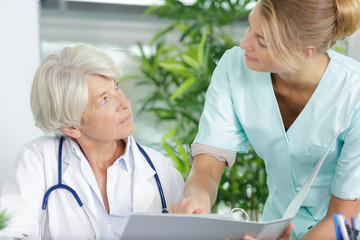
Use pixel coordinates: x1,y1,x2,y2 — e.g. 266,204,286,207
169,195,211,214
170,154,226,214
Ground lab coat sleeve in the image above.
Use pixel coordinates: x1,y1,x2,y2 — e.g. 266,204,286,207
194,47,248,160
331,107,360,199
167,158,185,204
0,144,46,239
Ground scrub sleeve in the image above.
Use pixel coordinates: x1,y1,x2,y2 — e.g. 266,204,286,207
193,49,249,168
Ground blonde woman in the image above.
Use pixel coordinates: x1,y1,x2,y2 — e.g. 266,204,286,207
170,0,360,239
0,45,184,239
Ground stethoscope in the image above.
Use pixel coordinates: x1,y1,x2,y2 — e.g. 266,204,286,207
41,136,168,238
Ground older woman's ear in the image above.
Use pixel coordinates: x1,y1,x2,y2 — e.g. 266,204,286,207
60,127,81,139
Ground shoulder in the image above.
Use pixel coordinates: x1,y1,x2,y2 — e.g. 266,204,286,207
224,46,244,58
21,135,59,154
18,135,59,165
326,50,360,110
131,138,178,172
218,46,245,69
129,136,184,181
328,50,360,76
139,145,172,167
129,136,171,165
215,46,262,83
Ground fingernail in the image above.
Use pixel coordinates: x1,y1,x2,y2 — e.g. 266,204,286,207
242,236,252,240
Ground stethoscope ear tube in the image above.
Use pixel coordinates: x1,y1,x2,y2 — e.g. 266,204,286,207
42,136,83,210
136,143,168,213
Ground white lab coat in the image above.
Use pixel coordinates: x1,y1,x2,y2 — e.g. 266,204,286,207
0,136,184,239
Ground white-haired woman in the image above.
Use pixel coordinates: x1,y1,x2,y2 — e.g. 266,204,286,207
0,45,184,239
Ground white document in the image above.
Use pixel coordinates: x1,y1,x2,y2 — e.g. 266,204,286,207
121,213,292,240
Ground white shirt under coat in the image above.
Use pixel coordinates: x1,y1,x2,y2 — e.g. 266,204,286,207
0,135,184,239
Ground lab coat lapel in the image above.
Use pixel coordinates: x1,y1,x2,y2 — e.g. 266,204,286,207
131,137,157,212
61,139,101,237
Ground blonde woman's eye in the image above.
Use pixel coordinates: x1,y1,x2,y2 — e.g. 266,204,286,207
258,40,267,48
100,96,109,106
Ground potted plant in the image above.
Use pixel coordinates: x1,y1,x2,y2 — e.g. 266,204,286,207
125,0,267,220
0,211,9,229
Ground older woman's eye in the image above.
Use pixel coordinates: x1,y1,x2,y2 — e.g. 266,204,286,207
100,96,109,106
114,81,120,91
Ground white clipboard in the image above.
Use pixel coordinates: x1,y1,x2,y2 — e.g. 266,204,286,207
121,114,351,240
121,213,292,240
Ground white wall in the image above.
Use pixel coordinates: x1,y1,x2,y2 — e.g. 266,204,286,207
348,30,360,62
0,0,42,188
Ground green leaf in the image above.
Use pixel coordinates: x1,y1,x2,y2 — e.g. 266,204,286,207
158,61,191,76
169,77,196,100
118,75,140,83
182,54,201,69
162,125,178,141
331,45,346,54
218,30,236,47
0,210,9,229
197,32,207,65
175,139,188,162
151,24,176,43
175,139,191,174
141,5,165,17
150,108,173,118
163,143,181,164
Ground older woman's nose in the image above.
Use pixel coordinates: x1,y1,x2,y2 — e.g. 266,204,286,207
116,95,131,111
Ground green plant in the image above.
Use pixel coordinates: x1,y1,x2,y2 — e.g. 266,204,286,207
126,0,268,219
0,211,9,229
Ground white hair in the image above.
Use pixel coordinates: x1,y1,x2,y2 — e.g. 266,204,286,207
30,45,122,135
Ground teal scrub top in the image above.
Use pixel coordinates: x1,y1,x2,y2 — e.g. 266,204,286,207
194,46,360,238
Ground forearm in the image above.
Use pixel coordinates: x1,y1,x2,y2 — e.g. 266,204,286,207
300,196,360,240
169,153,226,214
184,167,220,207
299,216,336,240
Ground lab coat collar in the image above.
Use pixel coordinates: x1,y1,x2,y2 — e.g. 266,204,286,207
60,137,102,238
130,136,158,212
68,136,132,171
61,136,158,214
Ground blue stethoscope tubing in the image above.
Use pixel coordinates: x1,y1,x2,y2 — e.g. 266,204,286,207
135,142,168,213
41,136,168,228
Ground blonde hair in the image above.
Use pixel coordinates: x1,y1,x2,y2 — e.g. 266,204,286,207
31,45,121,135
259,0,360,72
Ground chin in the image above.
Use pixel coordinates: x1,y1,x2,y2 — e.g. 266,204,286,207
245,62,269,72
121,124,135,138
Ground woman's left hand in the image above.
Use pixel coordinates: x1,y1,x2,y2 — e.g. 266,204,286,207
241,223,294,240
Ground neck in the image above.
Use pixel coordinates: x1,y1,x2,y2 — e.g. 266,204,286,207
273,53,330,90
76,137,126,171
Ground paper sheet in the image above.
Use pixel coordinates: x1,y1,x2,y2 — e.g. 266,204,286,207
121,213,292,240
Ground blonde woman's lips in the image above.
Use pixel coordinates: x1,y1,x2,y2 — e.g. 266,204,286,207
245,53,257,61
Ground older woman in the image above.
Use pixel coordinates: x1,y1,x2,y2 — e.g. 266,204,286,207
0,45,184,239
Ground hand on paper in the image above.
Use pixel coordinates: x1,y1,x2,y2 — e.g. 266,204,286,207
169,196,211,214
241,223,294,240
170,154,225,214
